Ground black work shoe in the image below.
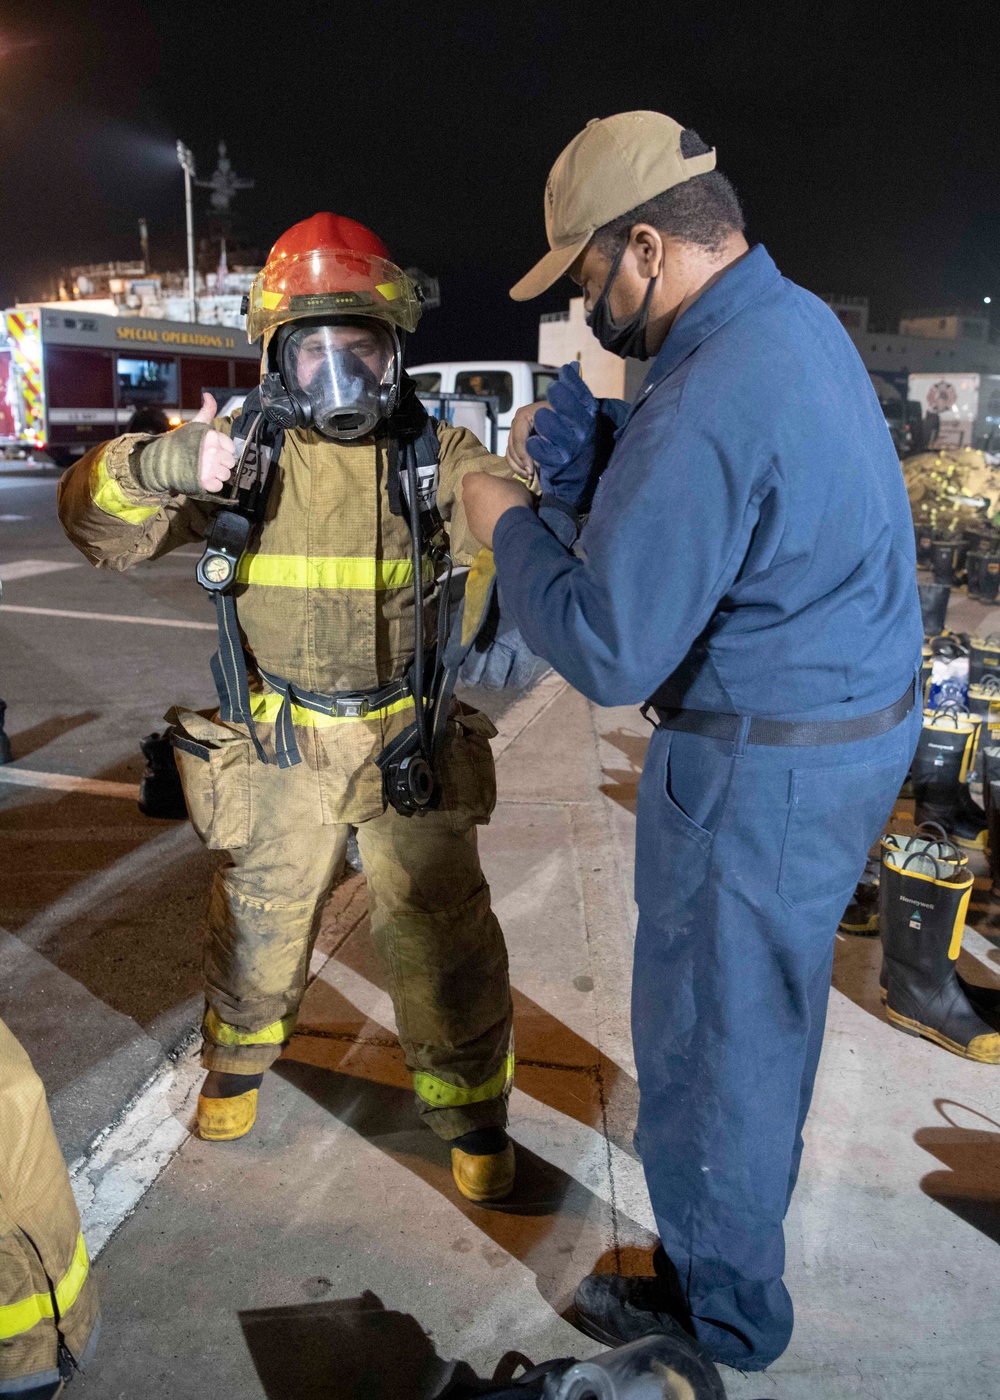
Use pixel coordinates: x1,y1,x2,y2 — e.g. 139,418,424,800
572,1274,726,1398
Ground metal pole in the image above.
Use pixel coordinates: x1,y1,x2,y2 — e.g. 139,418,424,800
176,141,197,324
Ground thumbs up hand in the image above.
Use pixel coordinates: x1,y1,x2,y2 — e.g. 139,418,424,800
195,394,236,493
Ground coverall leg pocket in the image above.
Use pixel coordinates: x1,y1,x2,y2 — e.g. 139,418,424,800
635,728,726,919
777,752,911,909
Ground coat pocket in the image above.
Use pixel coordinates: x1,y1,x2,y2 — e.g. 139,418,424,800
437,702,498,828
166,707,254,850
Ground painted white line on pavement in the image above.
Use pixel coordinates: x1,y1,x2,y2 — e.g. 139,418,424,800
490,670,568,759
0,558,81,581
70,1040,204,1258
0,768,141,799
0,604,215,630
14,823,197,952
0,514,27,521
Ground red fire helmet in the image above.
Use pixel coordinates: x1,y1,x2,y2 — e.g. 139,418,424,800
246,212,421,344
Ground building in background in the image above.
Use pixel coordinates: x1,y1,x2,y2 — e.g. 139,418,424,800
538,298,647,398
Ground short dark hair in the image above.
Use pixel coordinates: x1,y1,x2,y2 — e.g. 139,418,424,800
593,129,744,257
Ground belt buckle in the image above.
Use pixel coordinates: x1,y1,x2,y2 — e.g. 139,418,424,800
335,696,370,719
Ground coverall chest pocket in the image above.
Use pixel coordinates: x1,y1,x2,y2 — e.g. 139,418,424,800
777,755,904,909
166,708,254,850
635,728,720,918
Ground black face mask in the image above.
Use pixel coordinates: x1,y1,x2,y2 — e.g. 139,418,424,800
585,237,658,361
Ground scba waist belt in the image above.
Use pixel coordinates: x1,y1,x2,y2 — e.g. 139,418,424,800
643,680,915,748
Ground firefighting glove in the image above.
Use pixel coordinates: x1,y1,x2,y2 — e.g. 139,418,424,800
526,362,617,514
132,421,213,497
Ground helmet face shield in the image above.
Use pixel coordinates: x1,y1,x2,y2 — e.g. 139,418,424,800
247,248,421,343
280,319,399,440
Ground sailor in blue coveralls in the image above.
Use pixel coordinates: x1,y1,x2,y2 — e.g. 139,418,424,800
463,112,923,1374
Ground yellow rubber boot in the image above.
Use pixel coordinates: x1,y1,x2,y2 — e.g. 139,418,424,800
450,1129,515,1203
196,1071,262,1142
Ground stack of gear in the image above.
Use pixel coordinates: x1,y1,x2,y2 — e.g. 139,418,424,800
904,447,1000,541
879,831,1000,1062
0,1019,99,1395
56,212,544,1206
909,704,987,849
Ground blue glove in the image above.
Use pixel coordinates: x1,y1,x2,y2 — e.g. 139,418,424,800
527,362,610,513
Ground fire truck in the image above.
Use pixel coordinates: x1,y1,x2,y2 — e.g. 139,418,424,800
0,306,261,466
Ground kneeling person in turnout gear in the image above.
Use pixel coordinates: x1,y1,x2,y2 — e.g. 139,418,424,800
0,1019,99,1396
56,213,519,1204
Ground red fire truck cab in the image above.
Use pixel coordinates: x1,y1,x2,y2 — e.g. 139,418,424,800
0,306,261,466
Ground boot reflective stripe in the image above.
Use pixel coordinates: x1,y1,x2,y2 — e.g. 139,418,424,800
0,1232,89,1340
249,691,414,728
91,455,160,525
413,1053,515,1108
235,554,434,591
203,1007,296,1046
948,883,974,959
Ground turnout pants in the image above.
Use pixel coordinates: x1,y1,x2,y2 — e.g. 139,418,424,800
174,708,514,1142
0,1020,98,1392
632,706,920,1370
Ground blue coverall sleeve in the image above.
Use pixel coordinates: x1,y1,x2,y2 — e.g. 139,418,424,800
492,407,773,707
598,398,631,430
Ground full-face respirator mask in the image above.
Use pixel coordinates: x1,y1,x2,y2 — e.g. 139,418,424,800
260,317,403,440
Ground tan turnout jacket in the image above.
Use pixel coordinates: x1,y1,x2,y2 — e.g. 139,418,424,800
58,413,512,823
0,1020,98,1390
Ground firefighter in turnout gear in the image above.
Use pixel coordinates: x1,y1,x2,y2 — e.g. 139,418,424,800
0,1019,99,1395
57,214,517,1203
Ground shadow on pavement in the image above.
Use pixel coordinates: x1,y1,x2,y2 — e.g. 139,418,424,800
240,1291,453,1400
274,1047,652,1311
598,728,649,816
7,708,100,759
0,753,216,1028
916,1099,1000,1246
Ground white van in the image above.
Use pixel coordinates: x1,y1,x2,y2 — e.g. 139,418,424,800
407,360,557,454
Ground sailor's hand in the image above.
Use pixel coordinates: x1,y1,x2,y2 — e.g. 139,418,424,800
462,473,535,550
195,395,235,493
506,401,545,486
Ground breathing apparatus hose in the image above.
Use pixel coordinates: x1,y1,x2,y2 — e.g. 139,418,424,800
405,442,430,756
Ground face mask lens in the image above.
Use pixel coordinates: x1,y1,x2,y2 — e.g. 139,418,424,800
281,320,397,438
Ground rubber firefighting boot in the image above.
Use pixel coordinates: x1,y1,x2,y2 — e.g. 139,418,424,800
918,582,951,637
450,1127,516,1203
878,842,1000,1062
138,730,188,820
0,699,12,765
196,1071,264,1141
839,855,881,934
911,709,987,849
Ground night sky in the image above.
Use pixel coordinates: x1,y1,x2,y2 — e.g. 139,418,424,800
0,1,997,363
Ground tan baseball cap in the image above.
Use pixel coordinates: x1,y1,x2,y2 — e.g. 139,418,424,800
509,111,716,301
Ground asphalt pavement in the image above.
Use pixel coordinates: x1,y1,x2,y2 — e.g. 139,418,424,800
2,468,1000,1399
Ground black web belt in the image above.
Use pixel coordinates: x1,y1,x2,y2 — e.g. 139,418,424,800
210,591,411,769
642,679,915,748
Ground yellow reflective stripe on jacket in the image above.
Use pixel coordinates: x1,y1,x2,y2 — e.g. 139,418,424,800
412,1053,515,1108
235,554,434,591
250,691,414,728
203,1006,296,1047
91,453,159,525
0,1232,89,1340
